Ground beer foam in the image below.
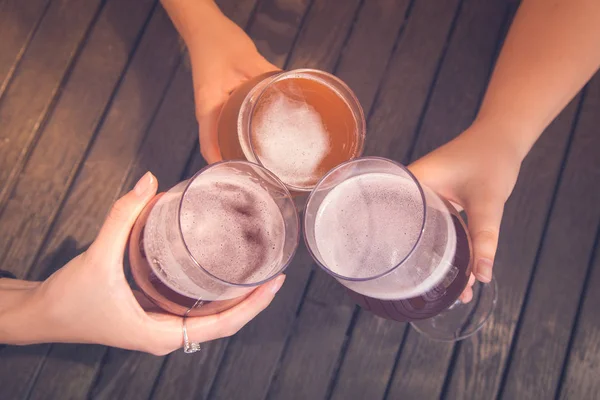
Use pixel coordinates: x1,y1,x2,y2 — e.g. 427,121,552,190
179,172,285,284
251,80,331,188
314,172,455,299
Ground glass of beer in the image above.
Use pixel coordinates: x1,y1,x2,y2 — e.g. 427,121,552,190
129,161,300,317
218,69,366,193
303,157,497,341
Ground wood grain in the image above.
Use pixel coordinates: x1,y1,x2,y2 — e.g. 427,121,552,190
331,0,464,398
443,94,582,398
88,64,199,400
205,2,366,399
0,0,157,397
0,0,50,96
500,73,600,400
264,1,411,399
558,230,600,400
89,2,262,398
0,0,158,275
362,0,461,160
9,6,181,400
380,1,511,397
0,0,104,209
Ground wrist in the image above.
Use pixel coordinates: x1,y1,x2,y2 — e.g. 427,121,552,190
161,0,226,47
0,283,45,345
467,117,538,164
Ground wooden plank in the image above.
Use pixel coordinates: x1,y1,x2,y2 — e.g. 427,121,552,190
249,0,309,68
442,104,581,400
88,2,287,400
5,6,181,400
328,0,468,398
362,0,459,159
558,229,600,399
147,3,312,399
499,74,600,399
202,2,363,400
217,0,258,27
0,0,50,95
440,63,590,400
331,312,405,400
334,0,412,118
87,63,198,400
262,2,411,399
149,343,229,400
0,0,156,278
372,1,511,398
0,0,158,397
0,0,104,209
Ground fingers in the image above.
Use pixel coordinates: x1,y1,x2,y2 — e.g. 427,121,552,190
90,172,158,259
185,275,285,343
465,197,505,283
459,273,476,303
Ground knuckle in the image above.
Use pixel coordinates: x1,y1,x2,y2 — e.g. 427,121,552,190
472,229,498,244
143,339,174,357
107,197,129,223
219,321,242,338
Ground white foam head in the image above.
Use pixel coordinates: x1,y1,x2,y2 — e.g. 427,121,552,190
314,172,455,299
179,172,285,284
251,77,331,188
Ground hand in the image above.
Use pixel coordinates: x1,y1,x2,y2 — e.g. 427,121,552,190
28,172,284,354
185,4,277,164
408,124,522,302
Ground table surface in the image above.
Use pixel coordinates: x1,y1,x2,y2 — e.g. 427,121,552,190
1,0,599,399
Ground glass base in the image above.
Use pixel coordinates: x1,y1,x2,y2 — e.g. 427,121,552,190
410,275,497,341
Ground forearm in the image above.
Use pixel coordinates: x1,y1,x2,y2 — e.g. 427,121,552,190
0,280,44,345
474,0,600,160
160,0,228,46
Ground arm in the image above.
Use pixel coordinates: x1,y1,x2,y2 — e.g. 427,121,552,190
0,280,44,345
473,0,600,160
0,174,283,352
410,0,600,302
160,0,227,48
161,0,276,164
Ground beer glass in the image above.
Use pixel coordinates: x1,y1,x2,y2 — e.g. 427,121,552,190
303,157,497,341
129,161,300,317
218,69,366,193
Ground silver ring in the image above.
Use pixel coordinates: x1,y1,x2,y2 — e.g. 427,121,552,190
182,298,204,354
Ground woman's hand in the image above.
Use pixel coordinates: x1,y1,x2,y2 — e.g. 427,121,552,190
11,172,284,354
181,2,277,164
408,123,522,302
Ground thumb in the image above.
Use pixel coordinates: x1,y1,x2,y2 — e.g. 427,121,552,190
465,197,505,283
90,172,158,258
198,110,224,165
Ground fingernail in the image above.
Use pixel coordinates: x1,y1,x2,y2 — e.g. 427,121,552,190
476,259,493,283
270,275,285,294
134,172,154,197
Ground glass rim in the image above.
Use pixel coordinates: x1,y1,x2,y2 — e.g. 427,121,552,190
243,68,367,192
303,156,428,282
177,160,300,288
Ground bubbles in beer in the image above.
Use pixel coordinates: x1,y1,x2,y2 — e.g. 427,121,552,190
179,173,285,285
249,75,360,189
251,80,331,188
314,173,456,299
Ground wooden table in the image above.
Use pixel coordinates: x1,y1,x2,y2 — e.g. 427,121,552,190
1,0,599,399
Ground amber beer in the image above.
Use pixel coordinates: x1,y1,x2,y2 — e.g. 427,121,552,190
218,69,366,191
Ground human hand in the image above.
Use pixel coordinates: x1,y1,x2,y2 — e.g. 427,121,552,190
408,124,522,302
184,3,277,164
28,172,285,354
